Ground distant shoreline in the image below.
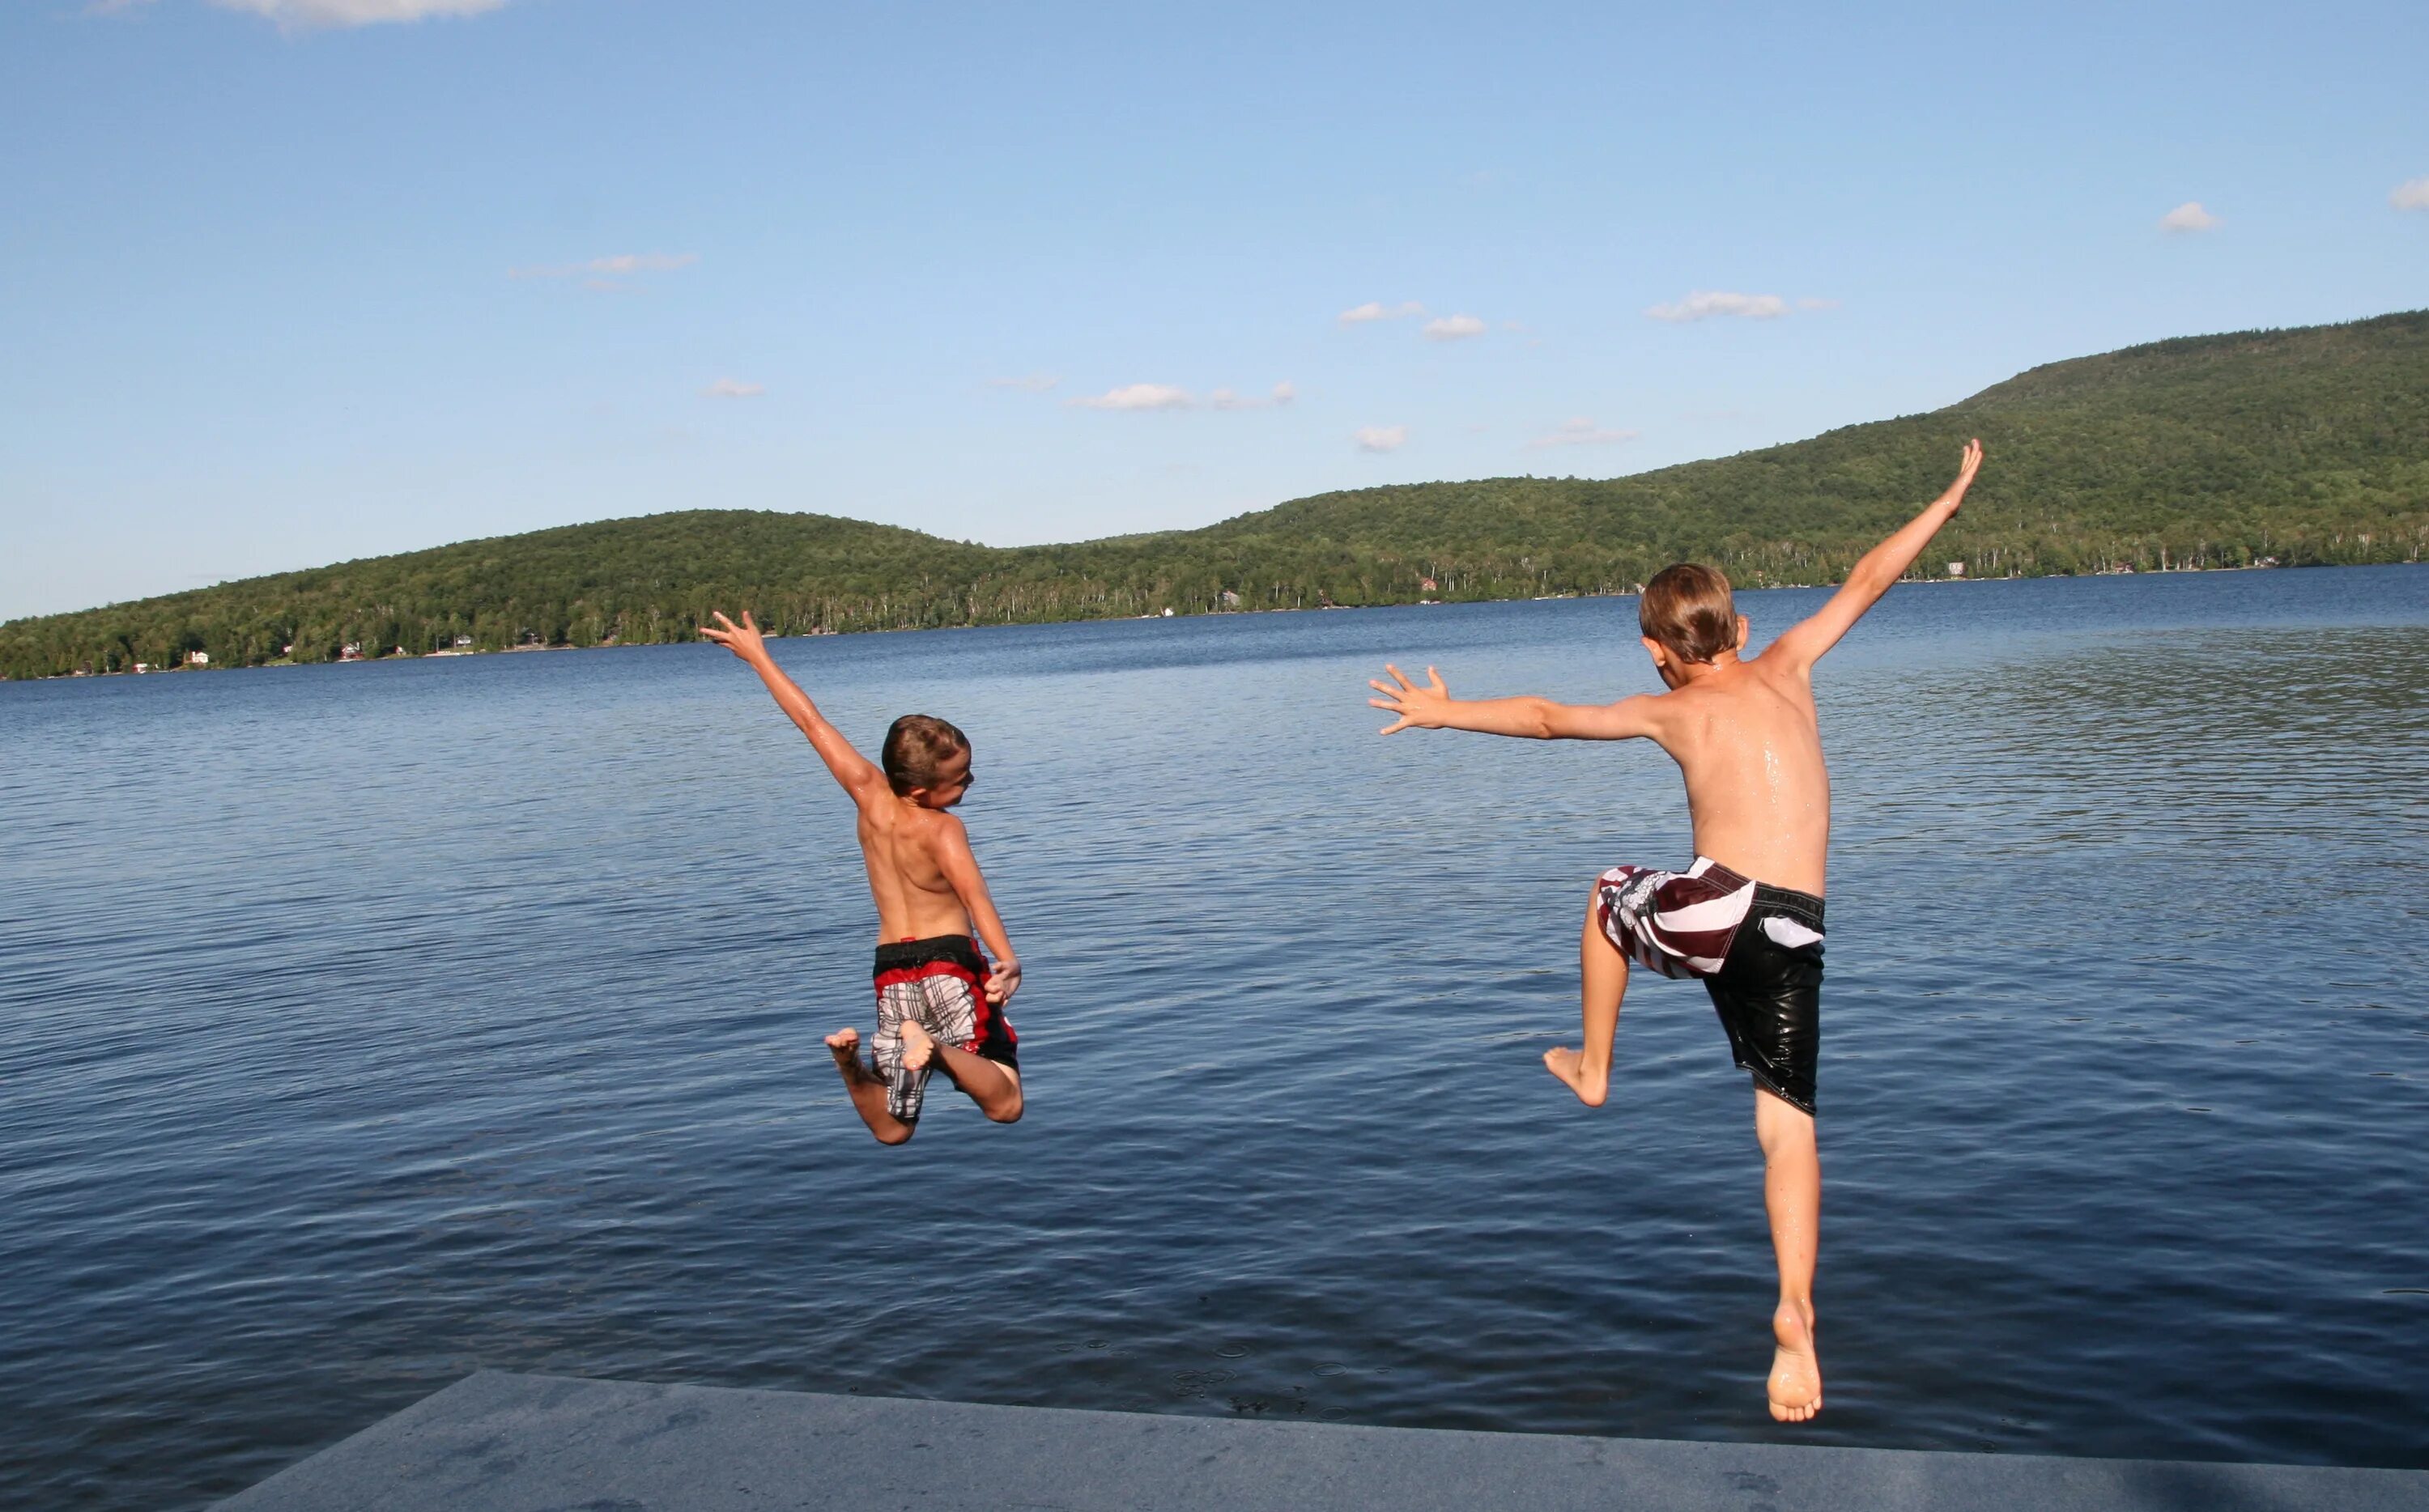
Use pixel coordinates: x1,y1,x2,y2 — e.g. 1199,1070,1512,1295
12,559,2404,684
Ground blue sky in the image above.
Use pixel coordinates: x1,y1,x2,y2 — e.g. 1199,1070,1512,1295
2,0,2423,621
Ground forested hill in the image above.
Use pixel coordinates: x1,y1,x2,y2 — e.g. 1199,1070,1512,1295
6,310,2426,678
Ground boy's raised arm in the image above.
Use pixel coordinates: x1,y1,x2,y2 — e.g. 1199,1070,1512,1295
1370,664,1659,741
1772,439,1983,668
700,610,888,799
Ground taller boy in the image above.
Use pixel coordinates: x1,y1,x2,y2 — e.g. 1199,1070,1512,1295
1369,440,1984,1422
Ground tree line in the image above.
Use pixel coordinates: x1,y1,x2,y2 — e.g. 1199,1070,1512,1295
5,310,2423,680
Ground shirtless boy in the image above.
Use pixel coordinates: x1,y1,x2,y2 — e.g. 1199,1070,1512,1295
1368,440,1984,1422
701,610,1023,1144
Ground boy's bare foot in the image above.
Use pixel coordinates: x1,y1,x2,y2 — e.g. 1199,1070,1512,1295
826,1028,875,1082
899,1017,938,1072
1542,1046,1608,1106
1768,1303,1822,1422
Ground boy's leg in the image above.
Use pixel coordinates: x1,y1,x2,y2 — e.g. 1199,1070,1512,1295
1545,882,1629,1106
900,1019,1023,1123
825,1028,915,1145
1755,1086,1822,1421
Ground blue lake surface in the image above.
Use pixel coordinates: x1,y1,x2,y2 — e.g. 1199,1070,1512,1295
4,566,2428,1509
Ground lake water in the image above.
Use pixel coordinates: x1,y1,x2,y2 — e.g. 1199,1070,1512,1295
5,566,2427,1509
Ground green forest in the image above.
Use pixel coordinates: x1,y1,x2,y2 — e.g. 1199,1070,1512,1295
6,311,2426,680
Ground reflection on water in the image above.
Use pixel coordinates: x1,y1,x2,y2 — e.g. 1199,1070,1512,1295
2,566,2426,1509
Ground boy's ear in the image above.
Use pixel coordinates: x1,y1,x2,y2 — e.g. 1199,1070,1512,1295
1640,635,1670,669
1736,614,1750,651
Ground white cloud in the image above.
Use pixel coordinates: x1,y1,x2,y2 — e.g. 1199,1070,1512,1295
1210,380,1296,410
513,252,698,281
1068,380,1292,412
1339,299,1426,324
1528,418,1638,449
1644,291,1789,322
1069,383,1194,411
987,373,1059,393
2159,201,2222,233
1354,425,1407,452
1422,313,1487,341
207,0,508,27
2392,178,2429,211
703,379,764,398
588,253,696,274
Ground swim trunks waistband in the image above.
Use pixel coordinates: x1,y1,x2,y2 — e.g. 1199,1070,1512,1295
872,934,988,977
1750,879,1824,930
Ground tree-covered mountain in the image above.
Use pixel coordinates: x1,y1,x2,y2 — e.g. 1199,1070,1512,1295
6,311,2425,678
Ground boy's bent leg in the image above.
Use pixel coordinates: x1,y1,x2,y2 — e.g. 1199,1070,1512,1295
1755,1086,1822,1421
827,1028,915,1145
1546,884,1628,1106
900,1020,1023,1123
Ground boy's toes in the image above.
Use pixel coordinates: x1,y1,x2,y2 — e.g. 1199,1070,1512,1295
825,1027,861,1053
899,1019,936,1071
1767,1309,1823,1423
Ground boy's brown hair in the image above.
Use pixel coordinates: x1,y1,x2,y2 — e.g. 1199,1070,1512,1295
882,714,970,795
1639,563,1740,665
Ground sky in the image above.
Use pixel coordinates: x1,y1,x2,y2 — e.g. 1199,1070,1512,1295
2,0,2424,622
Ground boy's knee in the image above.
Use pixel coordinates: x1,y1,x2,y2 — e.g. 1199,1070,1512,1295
987,1092,1024,1124
874,1123,915,1145
1753,1089,1814,1153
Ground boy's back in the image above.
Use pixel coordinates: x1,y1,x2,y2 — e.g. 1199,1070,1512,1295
1635,652,1831,897
855,771,985,941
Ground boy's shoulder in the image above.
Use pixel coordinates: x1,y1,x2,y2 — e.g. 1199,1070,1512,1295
904,804,970,849
1648,652,1814,713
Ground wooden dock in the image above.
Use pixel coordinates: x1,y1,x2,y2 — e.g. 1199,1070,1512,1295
216,1370,2429,1511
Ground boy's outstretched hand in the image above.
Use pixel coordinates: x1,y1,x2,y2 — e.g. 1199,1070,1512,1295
1370,663,1450,734
699,609,769,662
1938,438,1984,510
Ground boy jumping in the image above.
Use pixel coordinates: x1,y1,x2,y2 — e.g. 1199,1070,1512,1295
1368,440,1984,1422
701,610,1023,1144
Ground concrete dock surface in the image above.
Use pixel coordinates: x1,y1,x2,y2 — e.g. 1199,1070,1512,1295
216,1370,2429,1511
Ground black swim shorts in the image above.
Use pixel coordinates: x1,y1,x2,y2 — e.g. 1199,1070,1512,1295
1701,883,1825,1116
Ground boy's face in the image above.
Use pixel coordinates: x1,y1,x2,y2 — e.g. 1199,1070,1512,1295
910,748,974,809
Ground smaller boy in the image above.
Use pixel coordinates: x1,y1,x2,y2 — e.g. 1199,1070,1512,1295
700,610,1023,1144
